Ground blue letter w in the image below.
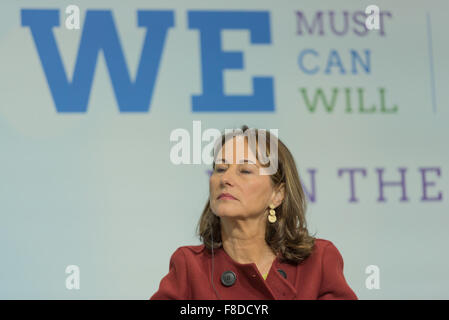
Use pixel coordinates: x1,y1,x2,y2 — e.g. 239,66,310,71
21,9,174,112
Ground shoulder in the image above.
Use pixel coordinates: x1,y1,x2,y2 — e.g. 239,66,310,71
311,239,357,299
313,238,335,251
297,238,348,280
313,238,335,253
311,238,347,270
169,244,206,261
170,244,205,254
178,244,206,254
304,238,342,263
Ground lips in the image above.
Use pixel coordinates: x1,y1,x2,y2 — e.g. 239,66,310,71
218,193,237,200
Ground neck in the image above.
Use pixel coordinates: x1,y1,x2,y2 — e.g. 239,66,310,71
220,216,276,266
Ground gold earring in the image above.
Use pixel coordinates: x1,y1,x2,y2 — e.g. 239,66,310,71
268,204,276,223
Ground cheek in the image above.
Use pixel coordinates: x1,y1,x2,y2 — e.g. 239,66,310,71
243,179,272,203
209,177,220,204
209,175,218,190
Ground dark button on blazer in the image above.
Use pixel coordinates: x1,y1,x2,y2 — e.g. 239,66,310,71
150,238,357,300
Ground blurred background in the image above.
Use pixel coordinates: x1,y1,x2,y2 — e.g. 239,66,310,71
0,0,447,299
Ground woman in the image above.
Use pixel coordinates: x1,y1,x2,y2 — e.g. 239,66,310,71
151,125,357,300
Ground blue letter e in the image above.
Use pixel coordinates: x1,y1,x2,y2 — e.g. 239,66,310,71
188,11,274,112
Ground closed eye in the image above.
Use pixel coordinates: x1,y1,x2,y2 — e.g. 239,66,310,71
213,166,252,174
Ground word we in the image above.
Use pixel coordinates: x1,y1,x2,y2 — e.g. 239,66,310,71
21,9,274,113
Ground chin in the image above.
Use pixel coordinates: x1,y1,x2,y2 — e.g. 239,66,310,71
213,208,237,217
214,210,245,219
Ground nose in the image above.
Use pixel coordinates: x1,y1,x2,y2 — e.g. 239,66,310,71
220,165,236,187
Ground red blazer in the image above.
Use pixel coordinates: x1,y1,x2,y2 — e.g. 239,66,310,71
150,238,357,300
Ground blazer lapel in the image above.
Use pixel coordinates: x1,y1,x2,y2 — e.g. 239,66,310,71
214,247,297,300
264,257,298,300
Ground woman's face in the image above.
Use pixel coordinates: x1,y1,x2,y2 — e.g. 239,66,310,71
209,136,276,220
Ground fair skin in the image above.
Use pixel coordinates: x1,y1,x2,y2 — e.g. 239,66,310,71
209,136,285,277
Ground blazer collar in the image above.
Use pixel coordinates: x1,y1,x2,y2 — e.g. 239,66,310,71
215,246,297,300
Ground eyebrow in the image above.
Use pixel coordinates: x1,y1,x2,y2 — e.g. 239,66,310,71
216,158,256,164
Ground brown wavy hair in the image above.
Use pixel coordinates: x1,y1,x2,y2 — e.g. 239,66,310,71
196,125,316,264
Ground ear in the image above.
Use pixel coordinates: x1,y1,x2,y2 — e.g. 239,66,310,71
271,182,285,208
